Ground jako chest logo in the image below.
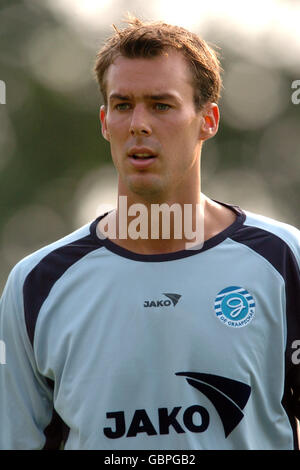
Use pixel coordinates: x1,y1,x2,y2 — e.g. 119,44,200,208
103,372,251,440
144,293,181,308
214,286,255,328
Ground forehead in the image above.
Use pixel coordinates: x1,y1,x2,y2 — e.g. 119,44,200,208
105,50,194,101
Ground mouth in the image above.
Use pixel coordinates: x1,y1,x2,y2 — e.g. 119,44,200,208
129,153,157,160
127,152,157,168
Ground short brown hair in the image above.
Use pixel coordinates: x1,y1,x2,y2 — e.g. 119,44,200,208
94,14,223,109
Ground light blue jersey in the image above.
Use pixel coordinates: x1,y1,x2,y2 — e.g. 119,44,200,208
1,202,300,450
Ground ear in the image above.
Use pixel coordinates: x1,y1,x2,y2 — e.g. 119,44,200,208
100,105,110,141
198,103,219,142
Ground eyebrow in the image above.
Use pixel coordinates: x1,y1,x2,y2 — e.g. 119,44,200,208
109,93,182,103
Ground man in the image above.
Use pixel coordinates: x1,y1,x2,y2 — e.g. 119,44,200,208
1,15,300,450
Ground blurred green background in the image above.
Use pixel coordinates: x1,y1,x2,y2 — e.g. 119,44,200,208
0,0,300,293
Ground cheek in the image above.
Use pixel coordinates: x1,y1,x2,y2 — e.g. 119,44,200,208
106,113,129,136
107,123,128,153
163,121,196,153
166,131,200,173
109,142,123,168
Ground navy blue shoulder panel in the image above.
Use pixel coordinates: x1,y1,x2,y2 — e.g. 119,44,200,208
230,223,300,447
23,234,103,347
230,224,294,277
230,223,300,370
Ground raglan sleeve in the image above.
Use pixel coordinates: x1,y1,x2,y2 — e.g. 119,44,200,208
0,263,60,449
284,229,300,421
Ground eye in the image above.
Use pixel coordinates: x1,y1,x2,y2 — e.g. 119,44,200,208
115,103,131,111
155,103,171,111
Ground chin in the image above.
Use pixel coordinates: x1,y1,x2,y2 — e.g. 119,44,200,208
127,176,165,201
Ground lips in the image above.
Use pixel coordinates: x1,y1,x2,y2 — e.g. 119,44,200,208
128,155,156,169
127,148,157,168
128,147,157,158
131,153,154,159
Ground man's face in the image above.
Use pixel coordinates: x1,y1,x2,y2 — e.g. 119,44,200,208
100,50,218,202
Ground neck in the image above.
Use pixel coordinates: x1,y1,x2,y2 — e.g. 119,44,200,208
99,189,208,255
97,164,237,254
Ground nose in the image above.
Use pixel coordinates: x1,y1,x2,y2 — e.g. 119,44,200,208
129,105,152,136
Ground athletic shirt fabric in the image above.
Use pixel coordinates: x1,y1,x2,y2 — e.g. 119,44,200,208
1,202,300,450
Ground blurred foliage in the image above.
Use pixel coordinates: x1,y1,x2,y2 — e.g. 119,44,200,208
0,0,299,292
0,0,109,221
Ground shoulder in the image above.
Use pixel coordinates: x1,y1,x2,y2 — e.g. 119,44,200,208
1,217,105,346
243,210,300,262
3,219,101,294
